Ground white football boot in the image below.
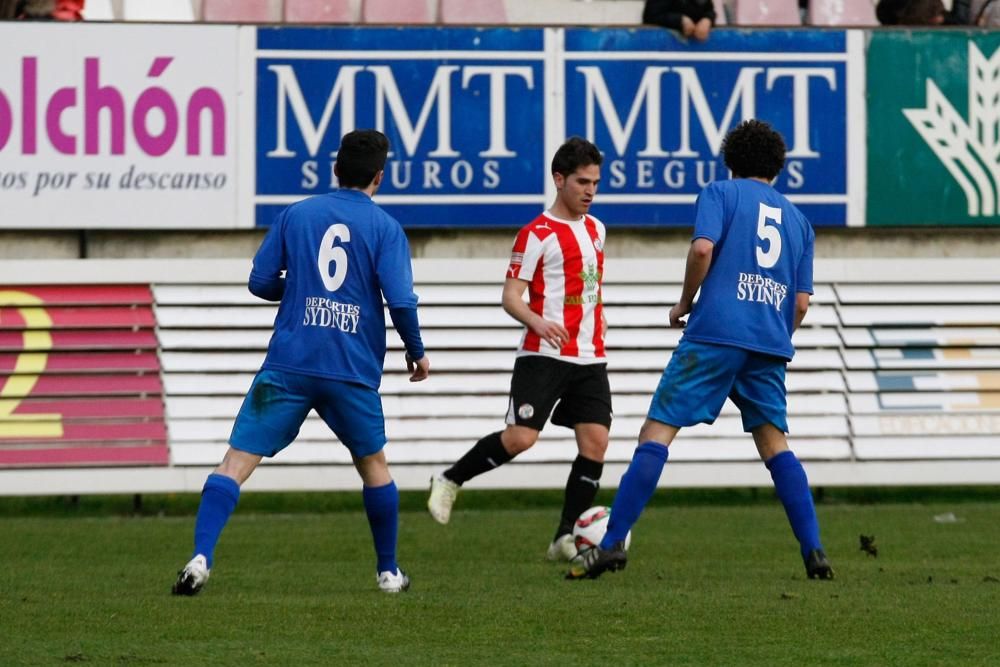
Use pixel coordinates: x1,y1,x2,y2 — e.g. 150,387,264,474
546,533,578,562
427,474,460,524
172,554,210,596
377,568,411,593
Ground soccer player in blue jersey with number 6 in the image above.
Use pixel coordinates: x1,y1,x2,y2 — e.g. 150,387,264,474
172,130,430,596
568,119,833,581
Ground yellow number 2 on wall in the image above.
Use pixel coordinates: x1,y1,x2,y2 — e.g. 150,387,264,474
0,291,64,439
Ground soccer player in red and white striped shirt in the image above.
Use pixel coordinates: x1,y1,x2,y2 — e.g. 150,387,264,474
428,138,612,562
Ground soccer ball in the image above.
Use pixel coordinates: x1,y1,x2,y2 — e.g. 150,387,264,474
572,505,631,554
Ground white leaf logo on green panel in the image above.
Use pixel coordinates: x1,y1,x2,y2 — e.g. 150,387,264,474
903,43,1000,217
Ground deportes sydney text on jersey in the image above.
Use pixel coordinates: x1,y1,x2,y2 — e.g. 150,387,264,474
507,211,606,363
683,179,815,361
251,189,418,389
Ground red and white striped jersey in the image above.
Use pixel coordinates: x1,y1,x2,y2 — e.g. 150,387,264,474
507,211,606,363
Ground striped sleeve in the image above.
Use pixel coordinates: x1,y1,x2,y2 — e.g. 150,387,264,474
508,225,541,280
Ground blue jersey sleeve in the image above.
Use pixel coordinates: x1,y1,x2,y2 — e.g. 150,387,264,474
389,306,425,360
249,210,287,301
377,221,419,308
692,183,725,242
796,224,815,295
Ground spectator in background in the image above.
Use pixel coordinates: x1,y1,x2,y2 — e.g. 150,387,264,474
0,0,82,19
643,0,716,42
970,0,999,24
948,0,972,22
0,0,44,18
876,0,947,24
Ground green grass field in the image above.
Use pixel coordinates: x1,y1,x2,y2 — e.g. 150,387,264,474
1,489,999,666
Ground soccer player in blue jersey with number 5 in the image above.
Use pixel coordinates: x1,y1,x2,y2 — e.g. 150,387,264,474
568,120,833,581
172,130,430,596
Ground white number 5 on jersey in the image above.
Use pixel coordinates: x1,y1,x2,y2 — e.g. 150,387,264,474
755,203,782,269
318,223,351,291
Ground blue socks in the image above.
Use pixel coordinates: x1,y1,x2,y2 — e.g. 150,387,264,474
191,475,401,575
363,481,400,574
767,450,823,560
601,442,669,548
601,446,822,560
193,473,241,568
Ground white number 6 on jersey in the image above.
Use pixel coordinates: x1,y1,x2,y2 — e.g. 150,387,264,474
755,203,782,269
318,223,351,291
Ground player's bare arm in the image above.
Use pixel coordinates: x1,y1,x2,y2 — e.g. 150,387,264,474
793,292,810,331
502,276,570,348
670,237,715,328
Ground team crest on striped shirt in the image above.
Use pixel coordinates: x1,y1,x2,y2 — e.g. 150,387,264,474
580,263,601,292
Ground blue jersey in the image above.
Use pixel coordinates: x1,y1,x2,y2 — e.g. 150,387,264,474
250,189,419,389
683,179,815,360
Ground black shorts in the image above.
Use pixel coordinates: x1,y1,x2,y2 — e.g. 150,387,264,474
505,355,613,431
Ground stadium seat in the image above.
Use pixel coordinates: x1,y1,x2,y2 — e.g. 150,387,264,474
808,0,878,25
505,0,643,25
202,0,281,22
51,0,84,20
81,0,114,20
285,0,358,23
363,0,434,23
439,0,508,24
712,0,730,24
0,284,168,468
123,0,196,21
731,0,801,24
3,256,1000,491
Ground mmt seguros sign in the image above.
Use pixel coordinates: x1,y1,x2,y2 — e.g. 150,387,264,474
564,29,856,227
251,27,860,228
254,28,547,228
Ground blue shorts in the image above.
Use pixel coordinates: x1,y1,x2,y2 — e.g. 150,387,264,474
229,369,387,458
647,338,789,433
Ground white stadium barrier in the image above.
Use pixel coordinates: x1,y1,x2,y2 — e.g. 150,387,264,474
1,257,999,494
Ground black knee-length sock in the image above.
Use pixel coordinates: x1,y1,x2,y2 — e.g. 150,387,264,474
555,455,604,539
444,431,512,485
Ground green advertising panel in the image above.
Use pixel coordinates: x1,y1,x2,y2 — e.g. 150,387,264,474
868,31,1000,226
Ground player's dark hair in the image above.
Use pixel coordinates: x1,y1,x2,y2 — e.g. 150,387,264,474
721,120,786,181
336,129,390,188
551,136,603,177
